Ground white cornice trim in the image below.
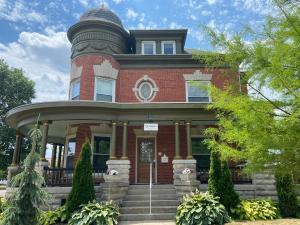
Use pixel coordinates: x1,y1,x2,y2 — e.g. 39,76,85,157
183,70,212,81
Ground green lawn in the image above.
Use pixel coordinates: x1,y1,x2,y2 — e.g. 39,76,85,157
228,219,300,225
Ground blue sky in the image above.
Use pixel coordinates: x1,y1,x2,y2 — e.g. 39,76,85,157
0,0,275,101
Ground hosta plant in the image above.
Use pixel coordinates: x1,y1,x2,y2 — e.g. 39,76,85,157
232,199,278,221
176,190,230,225
68,200,120,225
38,205,67,225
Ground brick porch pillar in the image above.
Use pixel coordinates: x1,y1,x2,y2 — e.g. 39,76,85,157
40,121,50,161
51,144,57,168
11,130,21,166
110,122,117,160
121,121,128,159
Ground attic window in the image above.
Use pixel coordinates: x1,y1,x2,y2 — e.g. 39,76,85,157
142,41,156,55
162,41,175,54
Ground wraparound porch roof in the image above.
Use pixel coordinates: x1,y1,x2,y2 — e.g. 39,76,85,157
5,101,217,144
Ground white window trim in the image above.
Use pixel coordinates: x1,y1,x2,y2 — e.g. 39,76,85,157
94,77,116,102
161,40,176,54
70,79,80,100
142,41,156,55
91,133,111,168
185,80,212,103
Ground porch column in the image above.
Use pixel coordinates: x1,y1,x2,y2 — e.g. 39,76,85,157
40,121,50,161
51,144,57,168
57,145,63,168
11,130,21,166
110,122,117,160
186,121,193,159
121,122,128,159
174,122,181,159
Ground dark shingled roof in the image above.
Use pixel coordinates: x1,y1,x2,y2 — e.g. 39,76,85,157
80,6,123,28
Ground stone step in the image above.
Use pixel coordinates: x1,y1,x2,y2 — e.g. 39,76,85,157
120,206,177,214
122,200,180,207
124,194,177,201
128,184,174,190
128,188,176,195
120,213,175,221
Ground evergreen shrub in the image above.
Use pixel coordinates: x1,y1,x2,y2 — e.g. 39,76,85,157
275,173,298,218
65,140,95,218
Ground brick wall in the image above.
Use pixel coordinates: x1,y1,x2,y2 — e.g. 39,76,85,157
71,55,240,102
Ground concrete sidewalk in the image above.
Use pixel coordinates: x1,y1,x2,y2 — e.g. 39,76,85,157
118,221,175,225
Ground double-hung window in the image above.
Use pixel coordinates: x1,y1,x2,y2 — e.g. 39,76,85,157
142,41,156,55
192,137,210,183
186,81,210,102
95,78,115,102
93,136,110,171
70,80,80,100
162,41,175,54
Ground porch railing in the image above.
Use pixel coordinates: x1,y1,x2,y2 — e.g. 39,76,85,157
197,166,252,184
44,167,106,186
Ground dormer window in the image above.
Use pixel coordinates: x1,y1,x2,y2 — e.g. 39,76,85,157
142,41,156,55
162,41,176,54
95,77,115,102
70,80,80,100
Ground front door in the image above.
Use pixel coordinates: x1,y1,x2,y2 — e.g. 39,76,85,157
137,138,155,183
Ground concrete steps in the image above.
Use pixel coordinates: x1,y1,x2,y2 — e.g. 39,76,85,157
120,184,178,221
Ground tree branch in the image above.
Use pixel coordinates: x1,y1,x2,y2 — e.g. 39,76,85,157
247,83,292,116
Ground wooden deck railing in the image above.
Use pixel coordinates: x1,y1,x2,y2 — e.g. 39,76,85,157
197,166,252,184
44,167,106,186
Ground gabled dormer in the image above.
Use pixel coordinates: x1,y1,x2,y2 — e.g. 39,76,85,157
129,29,188,55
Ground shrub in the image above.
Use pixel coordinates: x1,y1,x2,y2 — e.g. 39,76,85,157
232,199,278,221
220,161,240,211
176,190,230,225
275,173,298,218
208,150,223,198
38,206,67,225
68,201,120,225
65,140,95,218
0,151,48,225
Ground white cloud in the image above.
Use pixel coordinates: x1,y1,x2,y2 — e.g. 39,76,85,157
190,14,197,20
201,10,211,16
112,0,124,3
206,0,217,5
126,8,138,20
0,28,71,102
78,0,88,7
169,22,182,29
0,0,47,24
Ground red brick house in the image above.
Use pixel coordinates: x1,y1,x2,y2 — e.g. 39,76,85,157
6,7,276,218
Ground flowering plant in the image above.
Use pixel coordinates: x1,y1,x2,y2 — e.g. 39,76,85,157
182,168,191,174
108,170,119,175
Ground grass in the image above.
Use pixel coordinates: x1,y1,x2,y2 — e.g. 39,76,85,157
228,219,300,225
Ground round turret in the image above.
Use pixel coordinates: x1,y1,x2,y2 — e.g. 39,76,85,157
67,6,129,58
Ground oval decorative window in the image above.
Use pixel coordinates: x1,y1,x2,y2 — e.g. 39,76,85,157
132,75,159,102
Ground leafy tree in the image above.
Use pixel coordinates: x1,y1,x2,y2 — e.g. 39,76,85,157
66,140,95,218
0,60,35,170
275,172,298,217
0,125,48,225
199,1,300,177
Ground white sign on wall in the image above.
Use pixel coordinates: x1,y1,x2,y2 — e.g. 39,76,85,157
144,123,158,131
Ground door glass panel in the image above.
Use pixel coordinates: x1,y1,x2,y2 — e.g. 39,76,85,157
139,140,154,163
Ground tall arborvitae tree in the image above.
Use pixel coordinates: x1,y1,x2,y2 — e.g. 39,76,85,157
66,140,95,218
220,161,240,211
208,150,223,198
275,173,298,218
0,124,48,225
